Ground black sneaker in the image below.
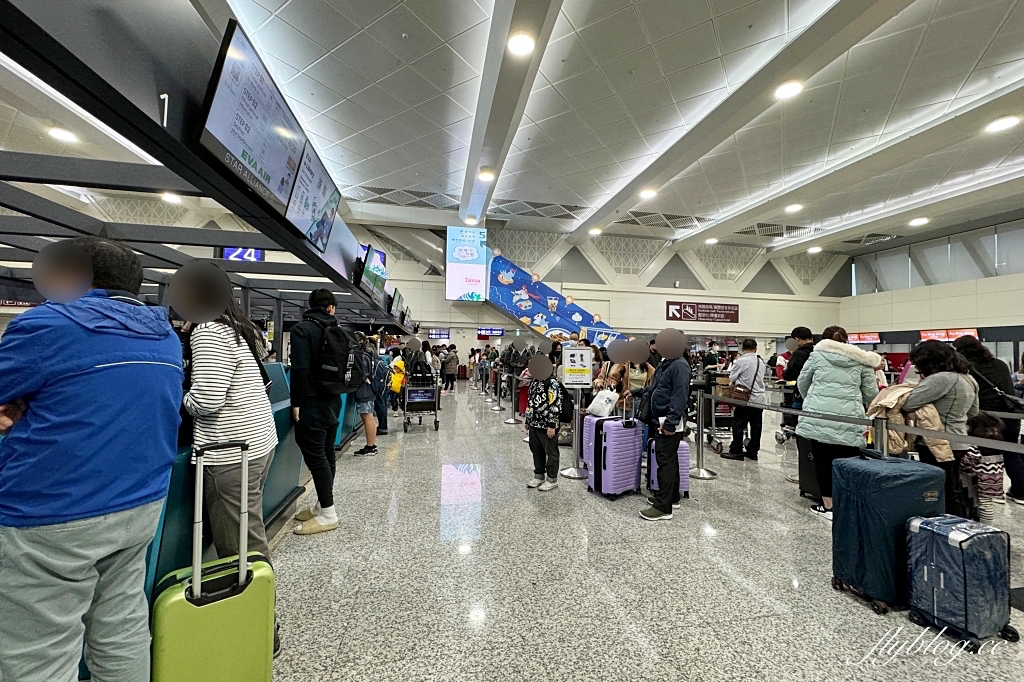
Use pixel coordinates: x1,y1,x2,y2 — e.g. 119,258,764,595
647,495,680,509
639,507,673,521
810,503,833,521
720,452,744,460
353,445,378,457
376,428,389,436
745,453,759,461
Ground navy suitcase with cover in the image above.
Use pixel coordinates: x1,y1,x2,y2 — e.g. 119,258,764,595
906,515,1019,648
831,453,945,612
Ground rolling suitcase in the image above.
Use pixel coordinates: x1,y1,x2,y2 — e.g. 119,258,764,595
796,436,821,500
582,414,616,470
907,515,1019,649
646,437,690,498
151,441,275,682
831,451,945,613
588,418,643,498
458,364,467,380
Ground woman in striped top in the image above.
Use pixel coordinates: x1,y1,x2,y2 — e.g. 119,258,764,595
183,286,278,559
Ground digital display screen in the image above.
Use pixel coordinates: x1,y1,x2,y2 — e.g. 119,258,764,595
389,289,403,316
920,330,949,342
445,226,488,301
947,328,978,339
199,22,306,215
358,244,387,306
848,333,880,344
286,145,340,253
221,247,265,262
360,245,387,268
429,329,450,339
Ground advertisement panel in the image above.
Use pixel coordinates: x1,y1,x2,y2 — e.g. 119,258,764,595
286,145,341,253
445,227,489,301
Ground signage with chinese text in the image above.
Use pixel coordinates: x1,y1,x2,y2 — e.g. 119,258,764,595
666,301,739,323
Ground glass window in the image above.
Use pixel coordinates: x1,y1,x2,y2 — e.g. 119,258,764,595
949,227,995,282
873,248,910,292
910,238,950,287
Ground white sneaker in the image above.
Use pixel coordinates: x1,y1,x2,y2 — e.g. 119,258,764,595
527,478,544,488
538,480,558,491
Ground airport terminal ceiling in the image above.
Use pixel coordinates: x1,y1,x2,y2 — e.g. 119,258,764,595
0,0,1023,316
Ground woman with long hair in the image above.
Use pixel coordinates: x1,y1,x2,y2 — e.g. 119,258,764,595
903,340,979,515
182,269,278,559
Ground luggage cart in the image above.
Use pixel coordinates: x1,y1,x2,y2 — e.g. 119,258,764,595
774,381,798,444
704,371,742,454
402,372,440,432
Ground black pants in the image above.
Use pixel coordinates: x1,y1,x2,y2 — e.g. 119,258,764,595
443,373,456,390
917,444,968,517
652,430,684,513
529,426,560,480
294,405,340,508
374,392,388,431
810,440,861,500
1001,422,1024,499
729,406,762,456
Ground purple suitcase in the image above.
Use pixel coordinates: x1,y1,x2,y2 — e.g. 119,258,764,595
582,414,616,470
647,437,690,497
588,418,643,498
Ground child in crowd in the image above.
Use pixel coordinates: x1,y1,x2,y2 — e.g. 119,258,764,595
525,358,562,492
963,413,1007,523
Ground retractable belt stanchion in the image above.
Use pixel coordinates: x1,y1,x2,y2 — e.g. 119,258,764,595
872,416,889,458
491,373,507,411
689,389,717,480
484,367,496,403
504,372,522,424
559,387,587,479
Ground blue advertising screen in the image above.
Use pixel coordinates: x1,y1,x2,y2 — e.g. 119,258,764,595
488,255,627,344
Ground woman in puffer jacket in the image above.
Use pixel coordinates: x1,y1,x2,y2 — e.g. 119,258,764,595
796,326,881,520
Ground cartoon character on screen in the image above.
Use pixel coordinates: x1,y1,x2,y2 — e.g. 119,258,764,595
307,206,335,251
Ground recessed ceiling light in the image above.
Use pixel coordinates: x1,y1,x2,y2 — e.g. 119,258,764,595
985,116,1020,133
639,188,657,199
588,227,602,235
908,217,929,227
48,128,78,143
705,237,718,244
784,203,803,214
464,216,478,226
507,33,535,56
477,167,495,182
774,81,803,100
161,192,182,204
807,246,822,254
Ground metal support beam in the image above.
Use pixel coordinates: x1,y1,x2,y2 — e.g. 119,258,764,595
240,286,250,317
0,151,199,195
458,0,563,225
271,298,284,359
0,181,104,235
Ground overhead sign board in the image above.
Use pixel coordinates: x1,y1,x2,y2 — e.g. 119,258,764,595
428,329,450,340
562,346,593,388
445,226,489,301
477,327,504,336
848,333,881,344
666,301,739,323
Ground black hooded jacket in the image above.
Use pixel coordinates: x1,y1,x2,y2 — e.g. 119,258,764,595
289,307,342,418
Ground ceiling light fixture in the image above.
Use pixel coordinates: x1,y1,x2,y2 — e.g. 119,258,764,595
784,203,803,214
985,116,1020,133
807,246,822,254
588,227,602,235
161,192,182,204
639,188,657,199
48,127,78,143
465,216,478,226
908,217,929,227
507,33,535,56
774,81,803,100
705,237,718,244
477,167,495,182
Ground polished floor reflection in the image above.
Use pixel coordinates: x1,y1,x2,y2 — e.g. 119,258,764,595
272,382,1024,681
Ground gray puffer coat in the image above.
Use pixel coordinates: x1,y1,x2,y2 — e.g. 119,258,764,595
796,339,881,447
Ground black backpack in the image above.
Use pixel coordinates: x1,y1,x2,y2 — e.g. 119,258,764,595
312,320,364,394
409,349,431,376
558,381,574,424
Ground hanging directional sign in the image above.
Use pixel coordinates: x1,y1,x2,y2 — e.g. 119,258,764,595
666,301,739,323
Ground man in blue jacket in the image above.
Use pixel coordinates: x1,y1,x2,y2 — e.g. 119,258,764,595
0,237,183,682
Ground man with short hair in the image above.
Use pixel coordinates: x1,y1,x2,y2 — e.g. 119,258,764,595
703,341,721,370
290,289,342,535
0,236,183,682
648,338,661,368
723,339,766,461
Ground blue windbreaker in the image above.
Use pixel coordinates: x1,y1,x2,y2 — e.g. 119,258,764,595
0,290,183,527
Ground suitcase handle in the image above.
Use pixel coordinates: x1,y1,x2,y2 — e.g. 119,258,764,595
191,440,251,600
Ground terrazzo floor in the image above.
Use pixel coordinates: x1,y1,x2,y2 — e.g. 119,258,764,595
270,381,1024,682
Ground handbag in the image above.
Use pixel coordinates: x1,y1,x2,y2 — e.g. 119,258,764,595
730,356,761,402
972,370,1024,413
636,387,654,425
587,389,619,417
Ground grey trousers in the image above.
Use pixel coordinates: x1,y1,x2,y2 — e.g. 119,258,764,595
203,452,272,560
0,500,163,682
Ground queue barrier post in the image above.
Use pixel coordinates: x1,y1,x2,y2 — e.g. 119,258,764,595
872,415,889,458
504,373,522,424
483,367,496,403
491,373,507,411
689,390,717,480
560,387,587,479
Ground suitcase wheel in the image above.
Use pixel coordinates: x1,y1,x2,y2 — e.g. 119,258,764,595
434,420,440,431
870,600,888,615
682,491,689,498
775,431,787,445
1000,625,1020,642
908,609,928,627
831,576,843,591
964,639,982,654
711,440,723,454
403,422,409,433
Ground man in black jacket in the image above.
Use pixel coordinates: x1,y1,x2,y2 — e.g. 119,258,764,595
636,329,691,521
782,327,814,383
290,289,341,535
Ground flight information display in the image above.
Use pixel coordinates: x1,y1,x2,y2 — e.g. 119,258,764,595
200,22,307,215
286,145,341,253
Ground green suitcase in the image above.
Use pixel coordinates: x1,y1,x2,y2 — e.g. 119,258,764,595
151,441,275,682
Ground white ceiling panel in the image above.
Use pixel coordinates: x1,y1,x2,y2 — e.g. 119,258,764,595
278,0,359,50
332,32,403,81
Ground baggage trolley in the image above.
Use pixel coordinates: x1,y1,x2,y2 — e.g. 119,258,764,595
402,372,440,432
704,371,741,454
774,381,798,445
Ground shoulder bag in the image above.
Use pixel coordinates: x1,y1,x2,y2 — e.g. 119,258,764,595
972,370,1024,413
730,356,761,402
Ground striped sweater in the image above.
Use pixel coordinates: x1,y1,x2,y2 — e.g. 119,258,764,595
183,322,278,465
